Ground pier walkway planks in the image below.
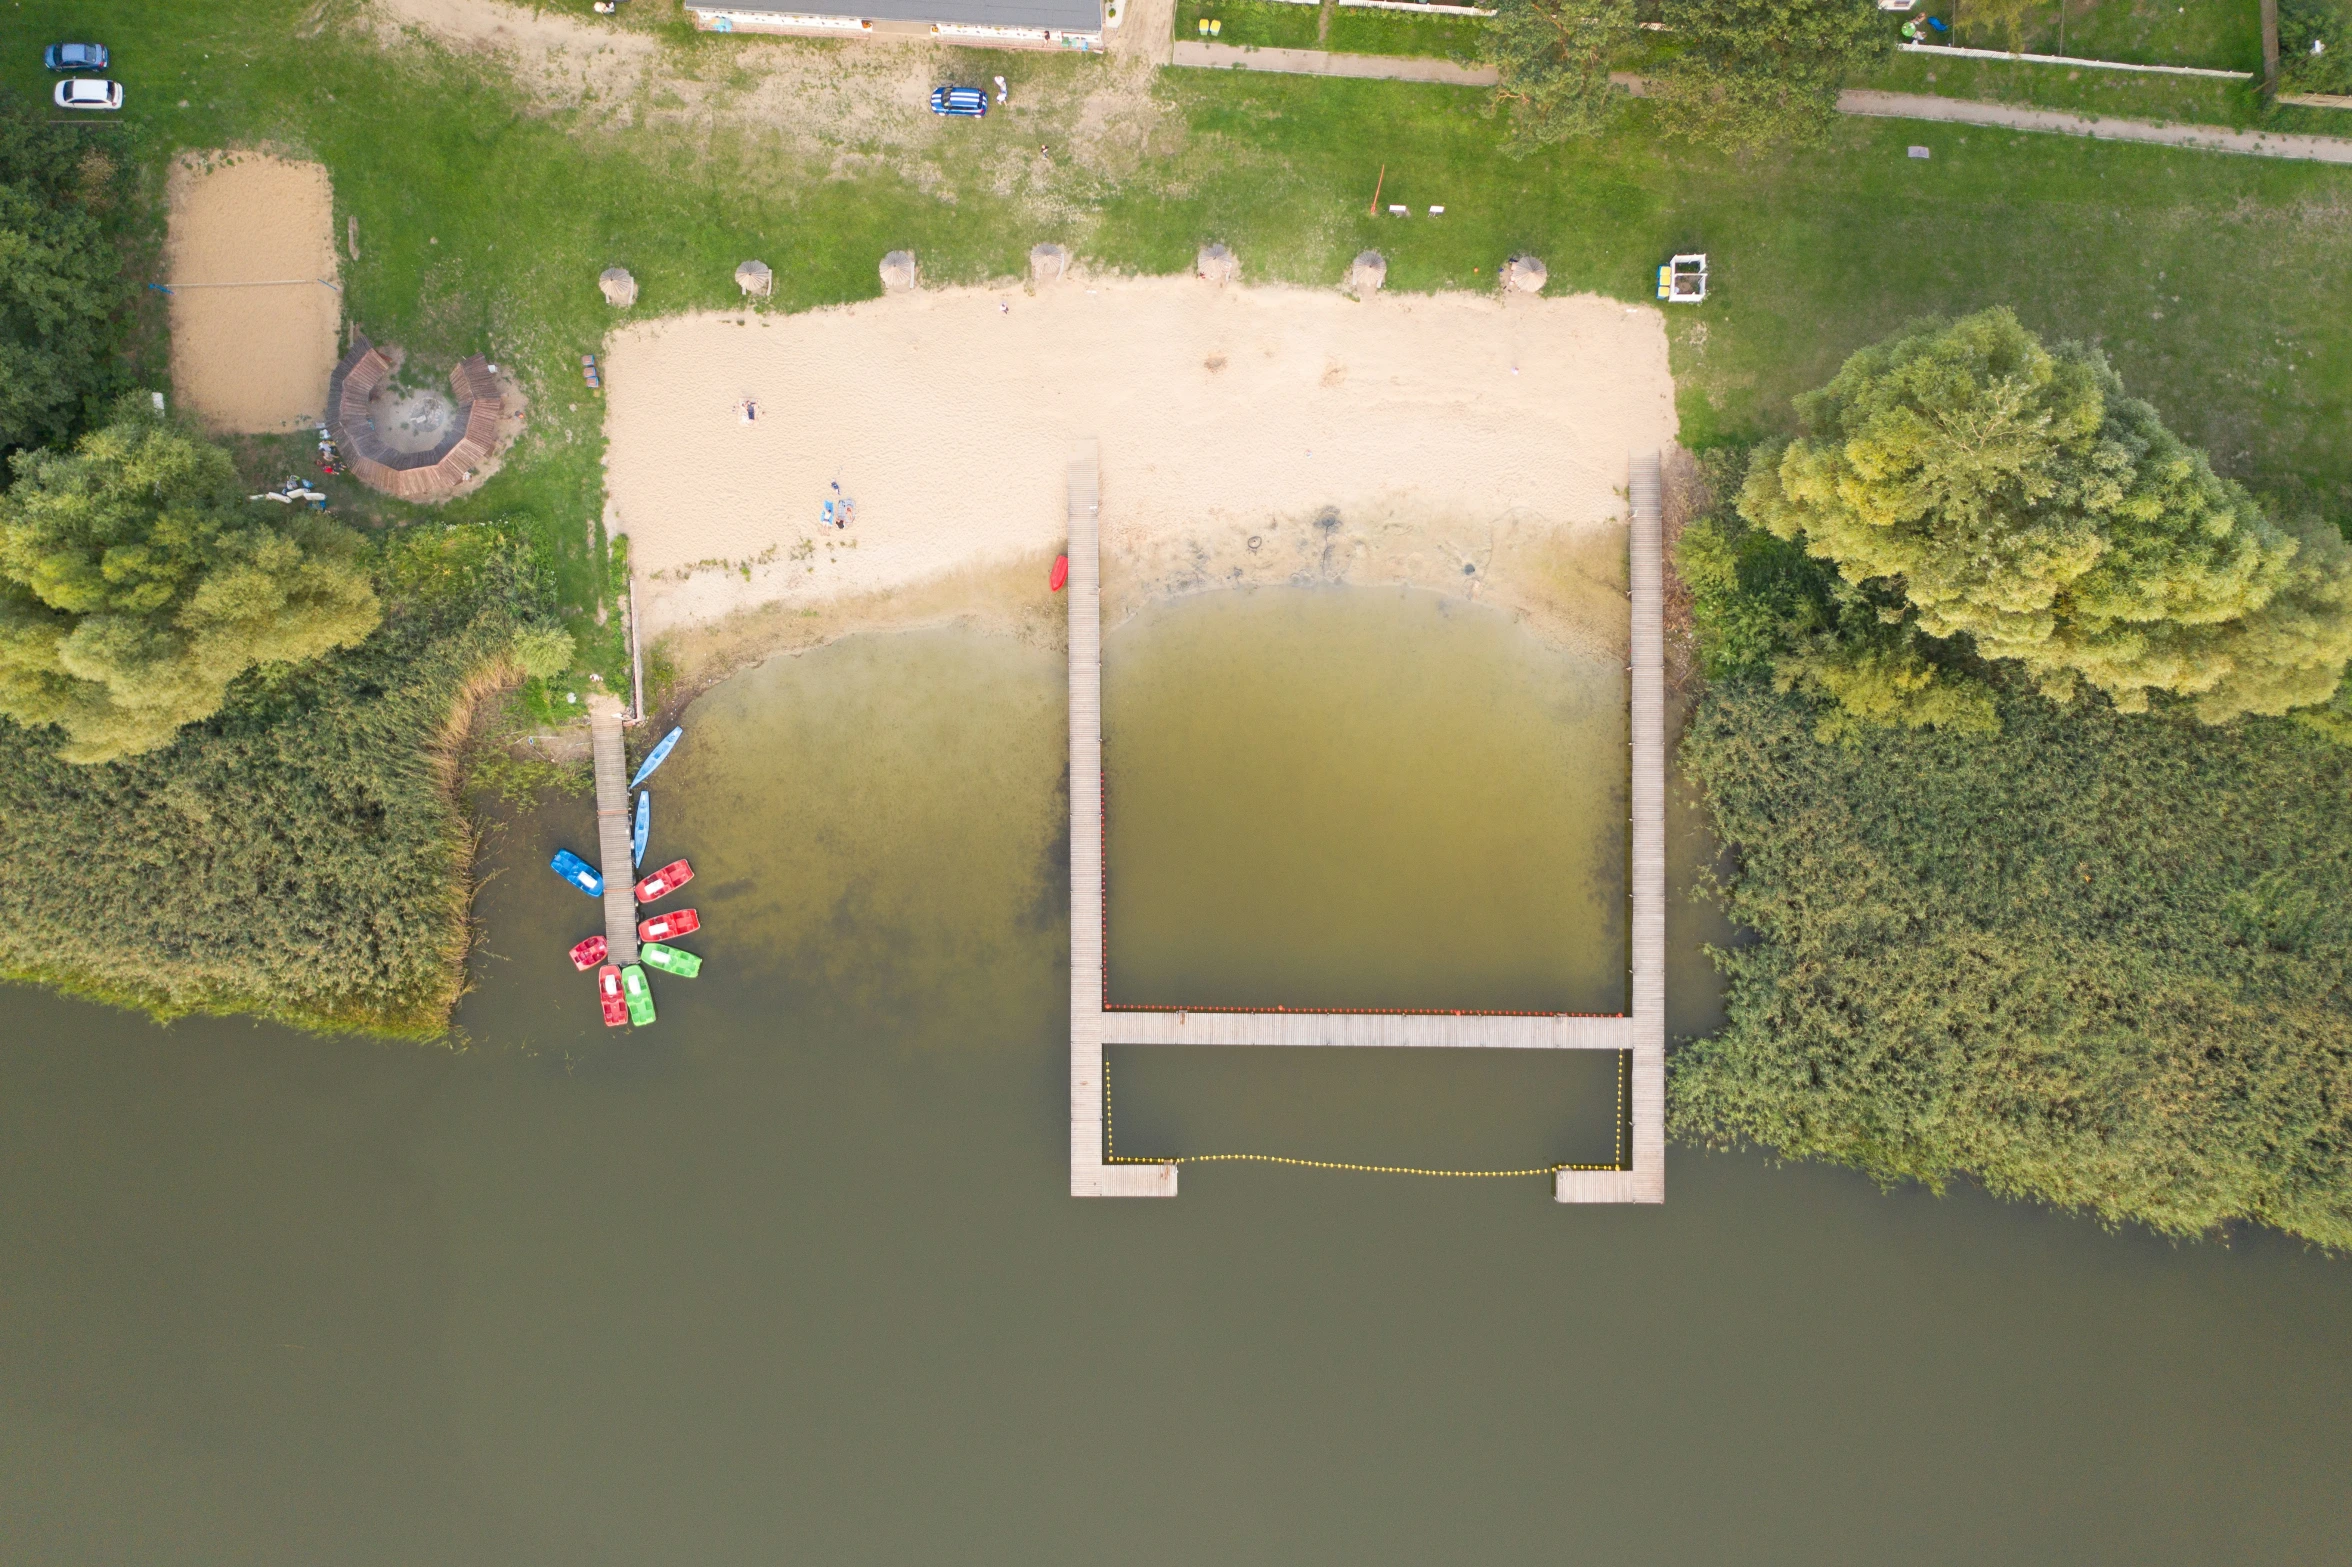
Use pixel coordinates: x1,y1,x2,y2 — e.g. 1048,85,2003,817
589,695,641,967
1067,448,1668,1203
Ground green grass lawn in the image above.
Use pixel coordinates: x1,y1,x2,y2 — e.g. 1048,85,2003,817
1919,0,2263,68
1174,0,1488,59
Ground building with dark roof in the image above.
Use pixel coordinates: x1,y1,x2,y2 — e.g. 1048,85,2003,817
687,0,1106,50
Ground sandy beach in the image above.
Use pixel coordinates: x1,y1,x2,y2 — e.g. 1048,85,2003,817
604,278,1677,671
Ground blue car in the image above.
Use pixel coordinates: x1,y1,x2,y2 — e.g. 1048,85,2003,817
43,43,108,71
929,85,988,118
550,848,604,898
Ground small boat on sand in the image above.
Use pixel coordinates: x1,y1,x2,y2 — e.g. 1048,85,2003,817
632,792,650,868
639,908,699,943
621,963,656,1025
597,964,628,1027
629,727,683,790
569,935,608,971
633,858,694,904
642,942,702,978
550,849,602,898
1049,554,1069,592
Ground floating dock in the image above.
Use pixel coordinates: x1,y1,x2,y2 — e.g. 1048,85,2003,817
1066,447,1668,1203
588,694,641,967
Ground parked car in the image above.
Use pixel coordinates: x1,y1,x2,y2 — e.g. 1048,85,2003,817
550,848,603,898
929,85,988,118
43,43,108,71
53,78,123,111
632,858,694,904
641,942,702,979
638,908,699,943
597,964,628,1027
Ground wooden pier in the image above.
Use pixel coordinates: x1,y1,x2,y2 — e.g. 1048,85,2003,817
1067,448,1669,1204
588,694,641,967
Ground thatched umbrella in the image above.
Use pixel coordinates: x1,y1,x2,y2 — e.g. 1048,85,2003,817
1195,242,1238,285
879,250,918,293
735,259,773,298
1502,255,1548,295
1029,243,1070,284
599,266,638,307
1348,250,1387,294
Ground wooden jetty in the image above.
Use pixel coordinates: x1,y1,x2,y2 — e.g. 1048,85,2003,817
1067,448,1669,1204
588,694,641,967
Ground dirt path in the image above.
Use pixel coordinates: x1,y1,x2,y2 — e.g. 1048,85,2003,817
165,153,341,435
1838,89,2352,164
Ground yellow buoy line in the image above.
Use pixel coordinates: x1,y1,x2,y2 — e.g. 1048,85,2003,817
1103,1050,1628,1179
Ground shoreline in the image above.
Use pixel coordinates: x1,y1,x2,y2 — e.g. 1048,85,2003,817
606,277,1675,695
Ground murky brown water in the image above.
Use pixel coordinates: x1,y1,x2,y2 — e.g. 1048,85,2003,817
2,604,2346,1565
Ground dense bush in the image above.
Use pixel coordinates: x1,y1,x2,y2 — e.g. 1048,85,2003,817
0,527,544,1037
0,90,128,456
1674,680,2352,1248
1651,0,1890,151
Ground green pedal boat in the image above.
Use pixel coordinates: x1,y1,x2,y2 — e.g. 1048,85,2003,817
620,963,656,1025
641,943,702,979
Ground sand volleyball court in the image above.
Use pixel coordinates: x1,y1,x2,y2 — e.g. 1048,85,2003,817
605,279,1676,648
166,153,341,434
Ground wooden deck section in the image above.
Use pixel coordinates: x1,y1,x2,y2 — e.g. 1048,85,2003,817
588,695,641,967
1067,449,1667,1203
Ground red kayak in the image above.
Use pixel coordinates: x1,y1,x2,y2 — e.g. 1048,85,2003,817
569,934,609,971
1049,554,1069,592
597,964,628,1027
633,858,694,904
639,908,700,943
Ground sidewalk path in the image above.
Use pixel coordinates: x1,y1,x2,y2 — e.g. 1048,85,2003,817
1171,39,1497,85
1838,89,2352,164
1164,43,2352,165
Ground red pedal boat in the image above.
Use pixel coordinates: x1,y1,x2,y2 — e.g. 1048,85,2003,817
596,963,628,1027
638,908,699,943
633,858,694,904
569,935,608,971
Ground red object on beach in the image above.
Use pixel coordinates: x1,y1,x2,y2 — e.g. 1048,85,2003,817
1049,554,1069,592
633,858,695,904
638,908,700,943
569,934,609,971
597,964,628,1027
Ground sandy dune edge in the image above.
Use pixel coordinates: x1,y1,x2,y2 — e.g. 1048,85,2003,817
604,279,1677,676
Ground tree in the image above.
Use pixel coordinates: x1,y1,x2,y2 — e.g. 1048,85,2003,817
510,624,575,681
0,89,125,455
1739,308,2352,729
0,405,382,763
1486,0,1638,151
1651,0,1890,153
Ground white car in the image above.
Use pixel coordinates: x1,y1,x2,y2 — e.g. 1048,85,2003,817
54,78,123,111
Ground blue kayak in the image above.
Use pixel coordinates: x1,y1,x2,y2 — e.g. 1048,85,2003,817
550,848,603,898
628,727,682,790
632,792,650,868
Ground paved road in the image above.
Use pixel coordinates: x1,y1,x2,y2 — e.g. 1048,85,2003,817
1164,44,2352,164
1171,39,1497,85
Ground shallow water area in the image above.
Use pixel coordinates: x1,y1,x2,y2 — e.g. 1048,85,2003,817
1104,587,1627,1013
2,610,2349,1565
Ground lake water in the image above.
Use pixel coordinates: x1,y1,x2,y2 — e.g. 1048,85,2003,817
3,598,2347,1564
